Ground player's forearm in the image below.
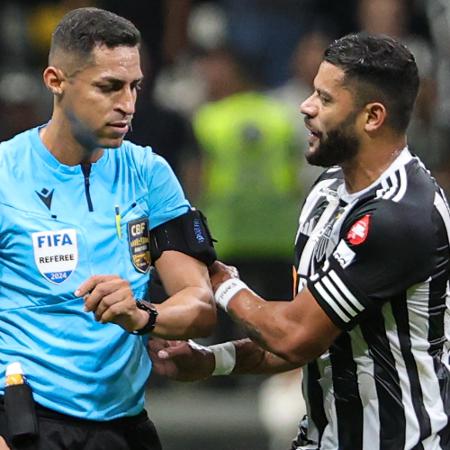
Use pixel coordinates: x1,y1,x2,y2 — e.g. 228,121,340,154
225,290,316,365
232,339,300,375
153,286,216,339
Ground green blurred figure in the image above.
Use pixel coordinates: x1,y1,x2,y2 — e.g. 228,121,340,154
193,46,302,301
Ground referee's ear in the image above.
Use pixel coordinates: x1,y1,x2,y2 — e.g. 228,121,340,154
43,66,64,97
363,102,386,133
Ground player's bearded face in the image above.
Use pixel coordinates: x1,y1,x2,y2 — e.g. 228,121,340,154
305,109,360,168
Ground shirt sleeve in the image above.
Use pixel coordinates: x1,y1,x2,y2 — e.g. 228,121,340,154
307,200,432,330
147,153,190,229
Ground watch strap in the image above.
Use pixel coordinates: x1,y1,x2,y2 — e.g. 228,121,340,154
132,300,158,335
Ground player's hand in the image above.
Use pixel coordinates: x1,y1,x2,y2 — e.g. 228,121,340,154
148,338,215,381
76,275,148,332
208,261,240,292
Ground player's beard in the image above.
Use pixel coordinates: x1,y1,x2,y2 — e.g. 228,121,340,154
305,110,360,168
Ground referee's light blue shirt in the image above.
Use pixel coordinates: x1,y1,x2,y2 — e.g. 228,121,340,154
0,126,189,420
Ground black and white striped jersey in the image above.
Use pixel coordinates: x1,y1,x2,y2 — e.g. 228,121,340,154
294,148,450,450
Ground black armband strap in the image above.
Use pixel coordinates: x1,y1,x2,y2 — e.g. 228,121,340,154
150,209,217,266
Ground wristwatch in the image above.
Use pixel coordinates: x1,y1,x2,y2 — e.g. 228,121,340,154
132,300,158,335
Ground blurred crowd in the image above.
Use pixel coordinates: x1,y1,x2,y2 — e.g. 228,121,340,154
1,1,448,447
0,0,448,344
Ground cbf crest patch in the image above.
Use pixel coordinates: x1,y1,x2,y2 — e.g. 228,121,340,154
32,229,78,284
128,217,151,273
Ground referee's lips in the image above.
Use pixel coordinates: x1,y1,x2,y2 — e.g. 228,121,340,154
107,120,131,135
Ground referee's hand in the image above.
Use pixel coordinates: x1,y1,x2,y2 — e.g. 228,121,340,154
76,275,148,332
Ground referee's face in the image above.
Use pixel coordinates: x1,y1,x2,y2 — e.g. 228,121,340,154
301,61,361,167
59,44,143,150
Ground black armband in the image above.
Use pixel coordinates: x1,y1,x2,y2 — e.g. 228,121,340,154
150,209,217,266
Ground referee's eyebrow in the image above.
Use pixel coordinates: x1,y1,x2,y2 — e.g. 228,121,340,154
94,76,144,90
97,76,144,84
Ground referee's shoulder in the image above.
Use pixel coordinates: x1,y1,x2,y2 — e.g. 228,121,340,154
115,139,162,166
0,128,33,162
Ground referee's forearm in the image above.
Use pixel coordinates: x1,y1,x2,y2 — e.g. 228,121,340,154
153,286,216,339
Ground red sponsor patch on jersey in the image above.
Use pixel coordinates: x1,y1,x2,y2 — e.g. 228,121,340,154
347,214,371,245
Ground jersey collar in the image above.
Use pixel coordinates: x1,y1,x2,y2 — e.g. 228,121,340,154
338,146,412,203
30,124,109,175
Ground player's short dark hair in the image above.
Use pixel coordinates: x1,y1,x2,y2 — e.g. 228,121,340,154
324,33,419,133
50,7,141,62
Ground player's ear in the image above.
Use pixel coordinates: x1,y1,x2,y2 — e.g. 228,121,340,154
363,102,386,133
43,66,65,97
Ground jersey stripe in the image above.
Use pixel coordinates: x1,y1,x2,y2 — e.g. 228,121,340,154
351,325,381,450
434,192,450,248
391,166,408,202
322,276,359,316
432,191,450,449
328,270,365,311
330,333,364,449
381,172,400,199
314,281,352,323
392,292,432,444
304,361,328,444
375,177,390,198
437,351,450,449
361,306,407,449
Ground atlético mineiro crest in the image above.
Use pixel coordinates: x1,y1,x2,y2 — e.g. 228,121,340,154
347,214,371,245
32,229,78,284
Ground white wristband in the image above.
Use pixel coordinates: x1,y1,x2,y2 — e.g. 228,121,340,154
187,339,209,352
214,278,249,311
210,342,236,376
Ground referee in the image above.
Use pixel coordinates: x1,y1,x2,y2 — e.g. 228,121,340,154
150,33,450,449
0,7,216,450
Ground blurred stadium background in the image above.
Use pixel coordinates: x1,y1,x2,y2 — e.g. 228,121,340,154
1,0,448,448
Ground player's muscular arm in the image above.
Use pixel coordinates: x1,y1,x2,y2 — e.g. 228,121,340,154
149,337,298,381
225,287,340,365
209,261,340,365
153,250,216,339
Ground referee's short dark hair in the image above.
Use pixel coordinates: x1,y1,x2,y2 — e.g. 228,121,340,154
49,7,141,63
324,32,419,133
